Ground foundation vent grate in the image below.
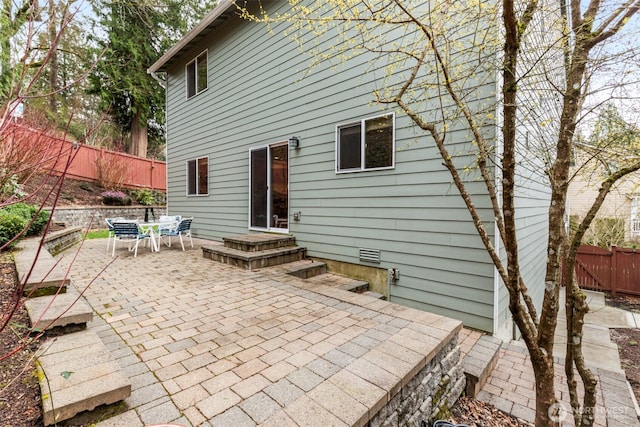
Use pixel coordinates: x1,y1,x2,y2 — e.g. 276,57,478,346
359,248,381,264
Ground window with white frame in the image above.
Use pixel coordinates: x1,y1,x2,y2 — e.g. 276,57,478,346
186,51,208,99
336,113,394,172
187,157,208,196
631,195,640,234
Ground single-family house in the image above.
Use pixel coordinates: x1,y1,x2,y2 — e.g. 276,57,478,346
568,147,640,245
149,0,559,340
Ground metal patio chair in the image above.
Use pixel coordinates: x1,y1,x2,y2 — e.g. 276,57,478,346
105,217,127,252
158,217,193,251
111,221,151,257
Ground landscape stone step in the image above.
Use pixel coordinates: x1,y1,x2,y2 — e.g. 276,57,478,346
25,291,93,331
462,334,503,398
281,259,327,278
14,239,69,296
223,233,296,252
37,330,131,426
203,244,306,269
339,280,370,293
362,290,385,300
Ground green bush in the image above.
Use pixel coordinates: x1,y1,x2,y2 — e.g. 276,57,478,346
0,203,51,246
1,203,51,237
0,211,28,249
132,188,155,206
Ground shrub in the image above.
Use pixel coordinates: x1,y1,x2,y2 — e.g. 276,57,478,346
0,171,22,200
101,190,131,206
95,153,128,190
583,217,626,248
1,203,50,236
0,203,50,249
132,188,155,206
0,211,28,249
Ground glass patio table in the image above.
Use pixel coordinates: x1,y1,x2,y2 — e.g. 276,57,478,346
138,220,179,252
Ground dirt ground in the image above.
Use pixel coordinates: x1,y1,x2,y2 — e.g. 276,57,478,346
0,261,43,427
20,176,157,208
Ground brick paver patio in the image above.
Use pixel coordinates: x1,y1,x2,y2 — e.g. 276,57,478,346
55,238,462,426
51,237,640,426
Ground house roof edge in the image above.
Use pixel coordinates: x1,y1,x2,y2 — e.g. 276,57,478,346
148,0,236,74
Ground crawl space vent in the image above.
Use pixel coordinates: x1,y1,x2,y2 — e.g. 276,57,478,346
359,248,381,263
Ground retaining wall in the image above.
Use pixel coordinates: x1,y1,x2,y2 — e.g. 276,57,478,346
42,226,84,256
370,335,465,426
50,206,167,230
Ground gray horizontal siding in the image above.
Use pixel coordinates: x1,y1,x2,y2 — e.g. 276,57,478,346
164,0,500,331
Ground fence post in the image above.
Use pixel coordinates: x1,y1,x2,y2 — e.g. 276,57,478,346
151,158,155,190
611,245,617,296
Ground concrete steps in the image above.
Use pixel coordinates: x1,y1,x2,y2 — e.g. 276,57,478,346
204,234,386,299
462,334,503,398
279,259,327,278
14,240,69,296
24,290,93,332
339,280,370,294
14,236,131,426
37,330,131,426
202,234,305,270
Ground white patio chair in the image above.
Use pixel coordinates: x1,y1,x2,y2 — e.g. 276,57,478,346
105,217,127,252
157,215,181,236
158,217,193,251
111,221,151,257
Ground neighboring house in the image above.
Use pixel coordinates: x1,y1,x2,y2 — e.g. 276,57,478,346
149,0,559,340
568,150,640,245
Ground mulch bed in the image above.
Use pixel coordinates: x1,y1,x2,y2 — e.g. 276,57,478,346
606,292,640,404
0,261,43,427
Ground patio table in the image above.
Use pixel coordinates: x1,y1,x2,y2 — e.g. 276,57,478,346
138,220,179,252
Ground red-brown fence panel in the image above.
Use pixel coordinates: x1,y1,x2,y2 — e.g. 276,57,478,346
7,124,166,191
573,245,612,292
612,246,640,296
564,245,640,296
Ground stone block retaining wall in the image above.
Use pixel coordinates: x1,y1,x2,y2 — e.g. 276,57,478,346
50,206,166,229
370,335,465,426
43,226,84,256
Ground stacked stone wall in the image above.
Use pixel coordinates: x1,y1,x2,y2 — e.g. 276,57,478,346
369,335,465,426
50,206,166,230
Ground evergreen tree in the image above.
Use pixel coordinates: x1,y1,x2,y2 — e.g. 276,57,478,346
89,0,215,158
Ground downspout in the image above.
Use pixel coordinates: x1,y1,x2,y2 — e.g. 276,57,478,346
148,70,169,210
493,20,505,340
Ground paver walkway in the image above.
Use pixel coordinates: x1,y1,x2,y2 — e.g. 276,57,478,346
54,238,461,426
474,289,640,426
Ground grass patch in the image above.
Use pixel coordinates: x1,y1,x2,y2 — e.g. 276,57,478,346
84,230,109,239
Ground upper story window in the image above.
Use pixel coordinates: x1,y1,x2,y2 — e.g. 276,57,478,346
187,156,208,196
186,51,208,99
336,113,395,173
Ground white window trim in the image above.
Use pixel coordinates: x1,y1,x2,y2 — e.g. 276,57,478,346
186,156,209,196
335,112,395,174
185,50,208,99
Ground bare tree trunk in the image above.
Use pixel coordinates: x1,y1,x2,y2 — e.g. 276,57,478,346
48,0,58,112
130,109,147,158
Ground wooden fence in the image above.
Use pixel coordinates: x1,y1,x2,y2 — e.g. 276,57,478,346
565,245,640,296
4,124,166,191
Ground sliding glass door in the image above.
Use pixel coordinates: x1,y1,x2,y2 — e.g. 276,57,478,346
250,143,288,230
